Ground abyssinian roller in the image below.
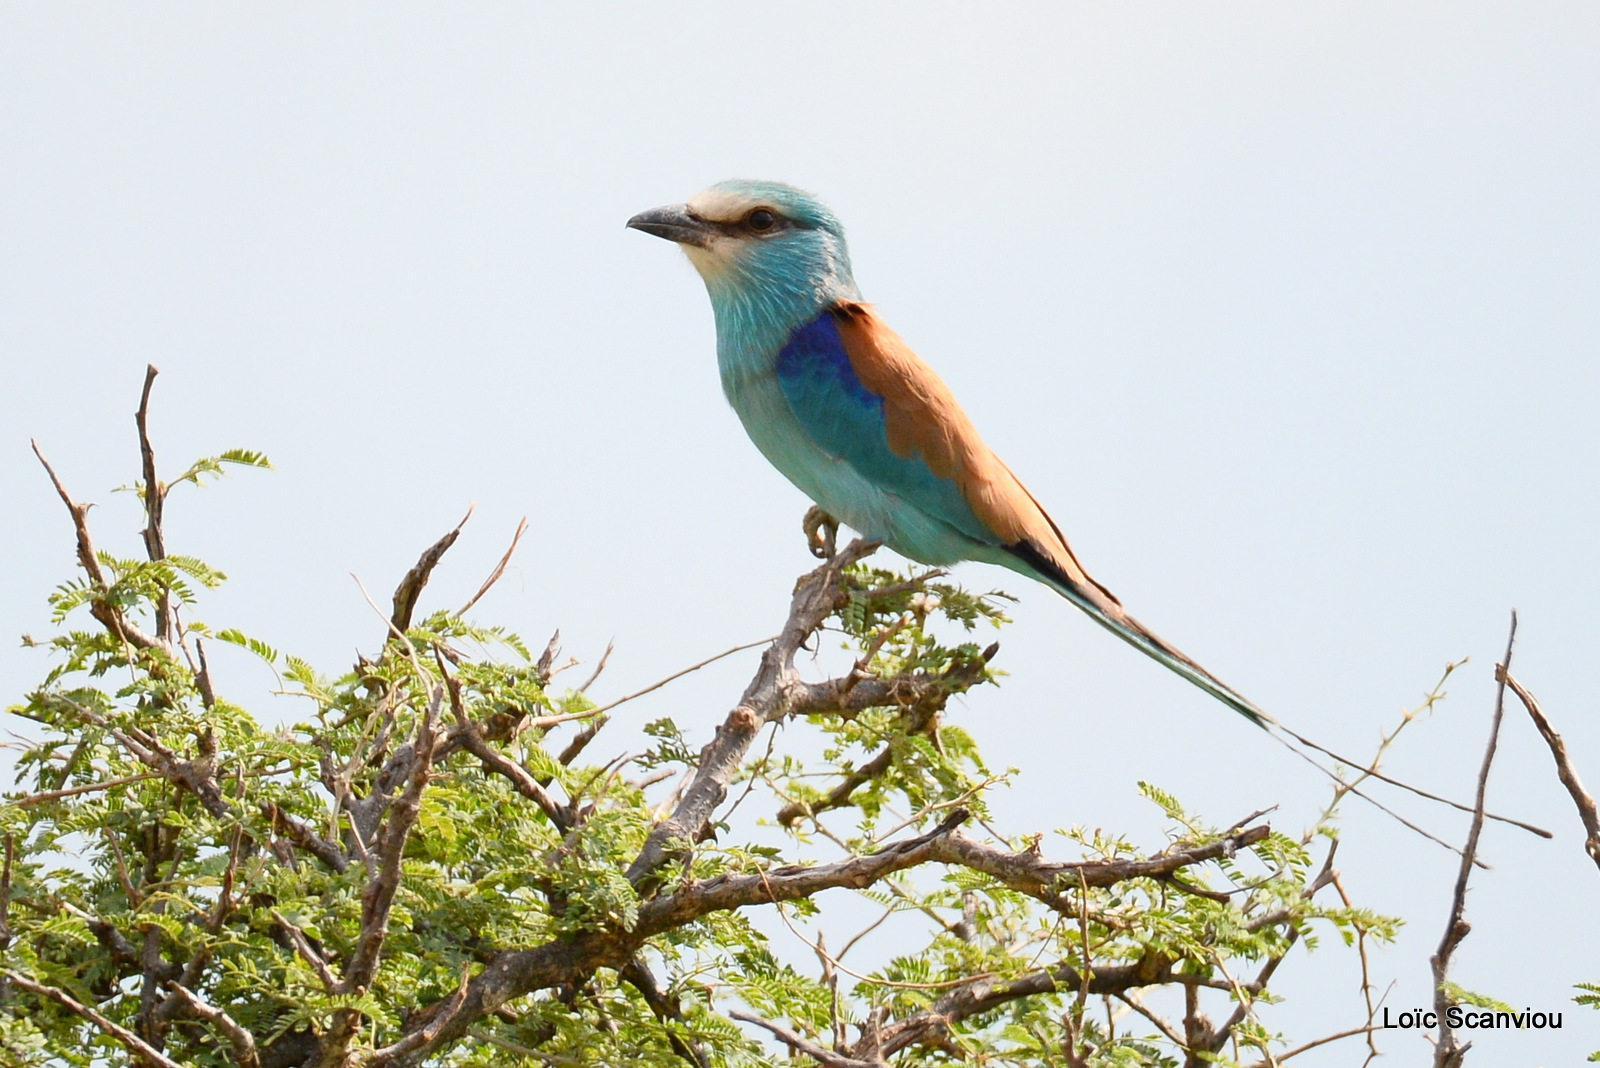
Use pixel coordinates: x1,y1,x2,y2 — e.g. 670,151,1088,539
628,180,1266,726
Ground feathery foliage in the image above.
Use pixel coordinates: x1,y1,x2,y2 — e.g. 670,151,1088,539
2,380,1398,1068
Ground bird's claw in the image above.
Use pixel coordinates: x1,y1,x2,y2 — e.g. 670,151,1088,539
802,506,839,560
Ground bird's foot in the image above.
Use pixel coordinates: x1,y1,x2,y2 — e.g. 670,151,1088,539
802,506,839,560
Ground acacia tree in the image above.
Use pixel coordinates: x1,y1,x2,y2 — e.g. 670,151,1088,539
1,372,1398,1068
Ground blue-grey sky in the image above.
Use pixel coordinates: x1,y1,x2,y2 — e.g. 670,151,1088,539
3,5,1597,1063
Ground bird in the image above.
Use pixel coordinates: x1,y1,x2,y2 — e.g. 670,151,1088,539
628,180,1266,726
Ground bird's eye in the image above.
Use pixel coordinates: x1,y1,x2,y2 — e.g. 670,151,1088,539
747,209,777,232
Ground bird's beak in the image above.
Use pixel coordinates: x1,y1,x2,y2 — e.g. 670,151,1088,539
626,204,715,248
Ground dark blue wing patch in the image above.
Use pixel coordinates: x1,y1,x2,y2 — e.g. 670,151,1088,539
774,311,991,543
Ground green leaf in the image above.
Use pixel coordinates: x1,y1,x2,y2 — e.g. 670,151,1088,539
216,627,279,664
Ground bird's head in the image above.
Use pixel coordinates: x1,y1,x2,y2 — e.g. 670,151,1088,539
628,180,860,325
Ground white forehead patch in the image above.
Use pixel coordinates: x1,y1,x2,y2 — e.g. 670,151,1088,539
686,188,763,224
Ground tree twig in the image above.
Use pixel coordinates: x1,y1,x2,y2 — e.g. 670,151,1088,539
620,956,711,1068
163,982,260,1068
583,635,779,722
445,671,570,832
624,540,879,890
1430,611,1516,1068
1275,723,1549,838
1500,667,1600,873
391,506,474,635
271,909,339,992
4,771,163,807
1277,738,1490,869
341,685,443,995
4,970,187,1068
459,516,528,616
730,1009,882,1068
30,440,162,651
133,364,177,645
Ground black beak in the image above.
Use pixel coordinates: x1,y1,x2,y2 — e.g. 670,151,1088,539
626,204,715,248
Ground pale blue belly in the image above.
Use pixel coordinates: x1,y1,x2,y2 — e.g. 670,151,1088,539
723,370,983,567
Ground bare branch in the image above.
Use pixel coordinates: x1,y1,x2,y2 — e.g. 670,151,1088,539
341,685,443,994
624,540,880,890
30,440,162,651
730,1010,882,1068
4,970,186,1068
0,835,12,951
582,635,778,723
134,364,175,641
874,953,1188,1057
445,671,569,831
391,506,474,635
1115,989,1188,1047
271,909,339,992
1330,870,1382,1068
195,637,217,709
1501,667,1600,873
620,956,711,1068
1275,735,1490,869
163,983,260,1068
557,715,607,769
1431,611,1516,1068
1256,1023,1381,1065
262,802,349,874
919,825,1271,914
460,730,570,830
4,771,162,807
1275,722,1549,838
459,516,529,616
576,640,615,695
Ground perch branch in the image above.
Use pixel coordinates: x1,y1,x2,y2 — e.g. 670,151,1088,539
623,539,880,890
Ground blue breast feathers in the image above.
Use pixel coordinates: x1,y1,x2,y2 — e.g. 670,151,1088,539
774,311,992,545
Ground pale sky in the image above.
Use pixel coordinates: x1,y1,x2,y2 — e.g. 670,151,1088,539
3,5,1598,1063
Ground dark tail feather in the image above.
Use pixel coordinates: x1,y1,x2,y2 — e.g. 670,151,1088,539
1005,542,1270,728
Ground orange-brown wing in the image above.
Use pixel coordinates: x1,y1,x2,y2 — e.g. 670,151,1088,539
830,302,1120,607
